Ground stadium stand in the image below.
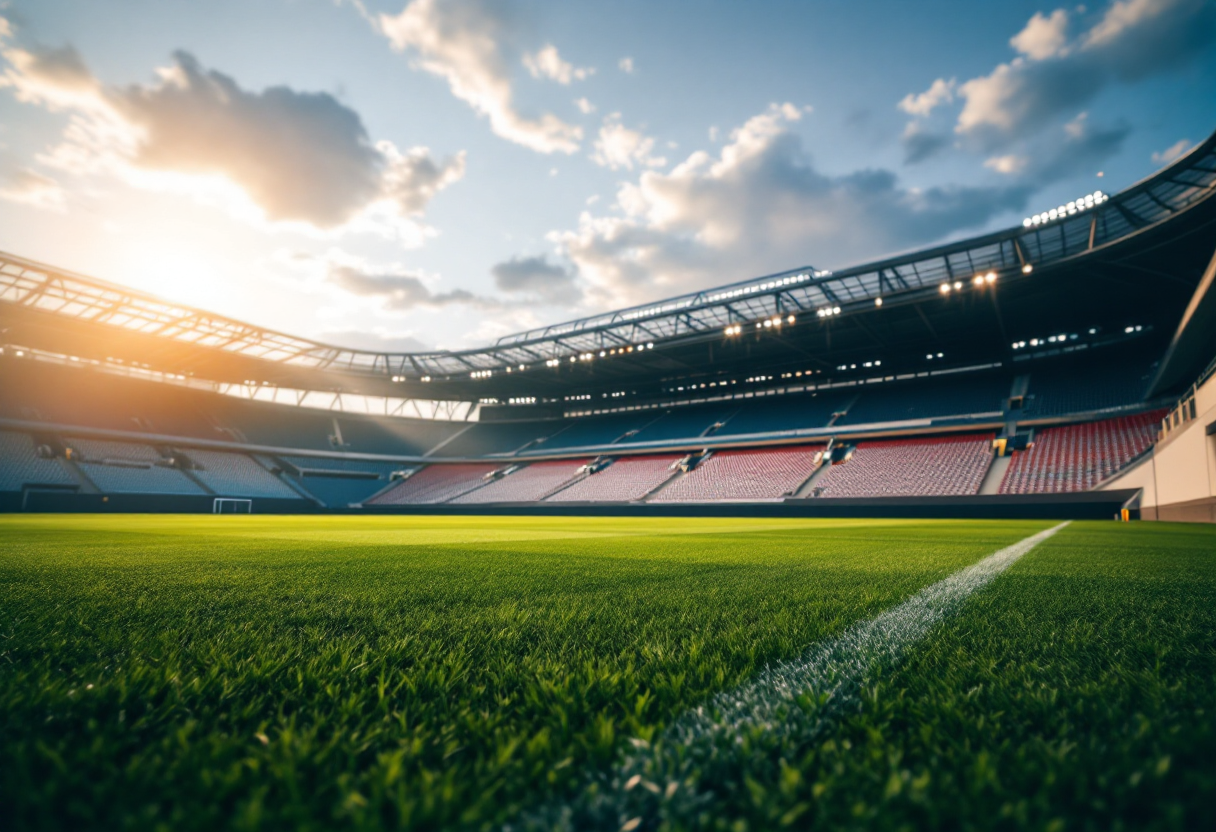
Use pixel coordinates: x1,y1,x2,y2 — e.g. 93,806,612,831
535,412,660,451
999,411,1164,494
837,373,1009,425
67,438,204,495
178,449,301,499
630,404,741,443
0,430,76,492
332,417,463,457
547,454,681,502
276,456,409,507
814,434,994,497
368,463,502,505
0,358,467,457
450,459,590,503
652,445,824,502
716,390,854,436
1023,355,1155,416
434,422,551,457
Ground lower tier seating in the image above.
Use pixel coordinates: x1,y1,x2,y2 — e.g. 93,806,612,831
0,431,76,491
999,410,1164,493
179,449,301,499
277,456,410,507
815,434,994,497
546,454,681,502
451,459,590,504
652,445,824,502
368,463,501,505
68,438,204,496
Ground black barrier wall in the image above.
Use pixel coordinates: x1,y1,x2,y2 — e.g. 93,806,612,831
3,489,1140,520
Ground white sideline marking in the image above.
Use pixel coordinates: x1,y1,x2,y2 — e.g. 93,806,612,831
504,521,1070,831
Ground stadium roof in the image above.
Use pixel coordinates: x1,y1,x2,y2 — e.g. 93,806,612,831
2,126,1216,407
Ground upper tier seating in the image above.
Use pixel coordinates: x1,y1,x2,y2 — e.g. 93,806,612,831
651,445,824,502
434,422,552,457
629,404,741,443
368,463,501,505
546,454,681,502
815,434,994,498
277,456,410,507
68,438,204,495
0,357,463,456
1024,356,1155,416
0,430,76,491
718,390,853,436
450,459,590,504
837,373,1009,425
179,449,301,499
537,412,663,451
998,410,1164,494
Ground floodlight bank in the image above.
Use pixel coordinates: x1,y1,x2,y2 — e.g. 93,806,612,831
507,521,1070,831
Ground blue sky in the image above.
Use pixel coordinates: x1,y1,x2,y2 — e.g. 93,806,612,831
1,0,1213,352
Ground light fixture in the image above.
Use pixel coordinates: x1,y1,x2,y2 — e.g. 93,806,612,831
874,297,883,307
1022,263,1033,274
940,283,951,294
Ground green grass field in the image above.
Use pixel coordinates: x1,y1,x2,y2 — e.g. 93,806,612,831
0,515,1212,831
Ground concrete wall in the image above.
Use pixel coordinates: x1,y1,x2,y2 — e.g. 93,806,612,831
1106,370,1216,521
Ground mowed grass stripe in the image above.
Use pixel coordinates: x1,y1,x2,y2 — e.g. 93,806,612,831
0,516,1050,831
508,523,1068,831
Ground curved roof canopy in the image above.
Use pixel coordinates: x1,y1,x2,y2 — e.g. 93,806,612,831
2,128,1215,400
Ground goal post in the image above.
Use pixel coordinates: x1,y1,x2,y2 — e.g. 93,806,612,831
213,498,253,514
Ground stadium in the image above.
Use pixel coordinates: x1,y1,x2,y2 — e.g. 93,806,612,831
3,131,1216,520
3,2,1216,830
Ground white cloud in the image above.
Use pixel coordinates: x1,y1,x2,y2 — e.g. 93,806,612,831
551,103,1029,309
0,164,65,210
287,248,499,313
1083,0,1174,48
0,30,464,243
1151,137,1193,164
574,96,595,114
983,154,1029,175
590,113,667,171
378,0,582,154
898,77,955,117
1011,9,1071,59
618,56,634,74
523,44,592,85
491,254,581,304
954,0,1215,151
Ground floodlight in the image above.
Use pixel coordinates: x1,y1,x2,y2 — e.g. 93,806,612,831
1022,264,1033,274
874,297,883,307
940,283,951,294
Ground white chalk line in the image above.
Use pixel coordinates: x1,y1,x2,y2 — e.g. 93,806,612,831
503,521,1070,831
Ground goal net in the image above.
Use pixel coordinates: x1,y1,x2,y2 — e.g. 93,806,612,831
213,498,253,514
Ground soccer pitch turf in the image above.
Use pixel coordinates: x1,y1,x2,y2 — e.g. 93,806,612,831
0,515,1213,831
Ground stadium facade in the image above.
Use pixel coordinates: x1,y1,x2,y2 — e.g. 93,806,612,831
2,130,1216,520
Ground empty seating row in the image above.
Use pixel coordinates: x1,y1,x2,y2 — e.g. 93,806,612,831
0,357,466,457
814,434,994,498
0,431,76,491
999,411,1163,494
652,445,824,502
276,456,411,507
1023,356,1154,416
368,463,501,505
177,449,301,499
68,438,205,495
547,454,681,502
451,459,590,504
838,374,1009,426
